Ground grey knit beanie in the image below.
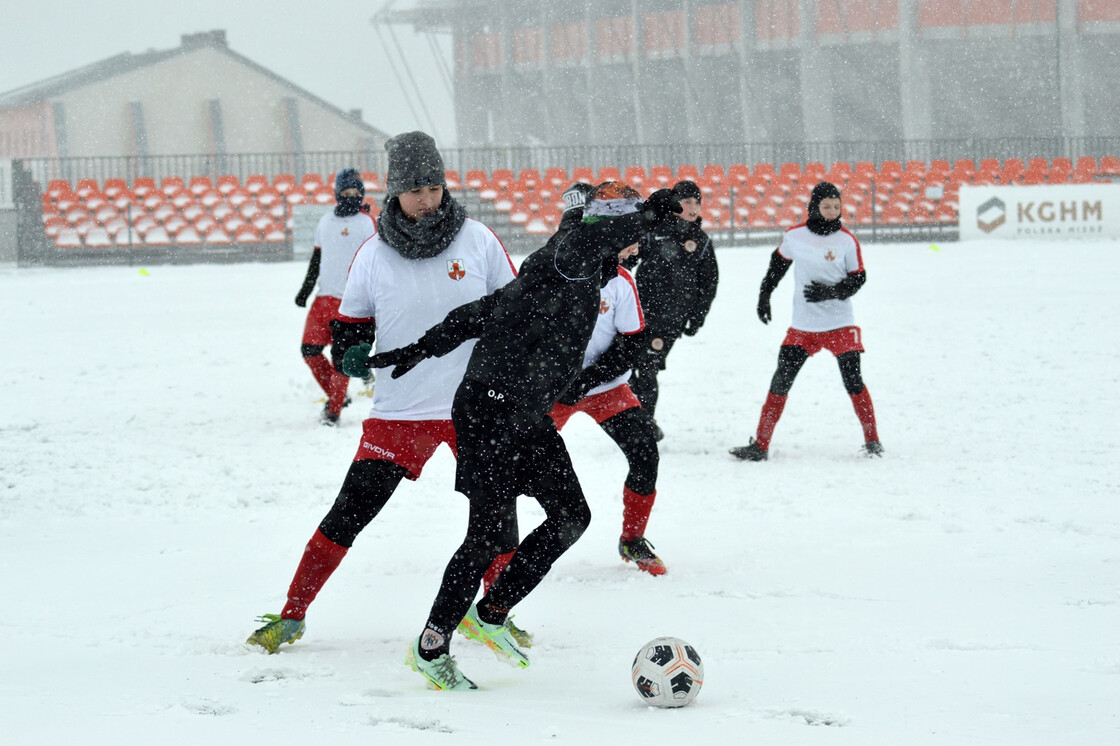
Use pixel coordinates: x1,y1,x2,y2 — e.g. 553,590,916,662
384,131,446,198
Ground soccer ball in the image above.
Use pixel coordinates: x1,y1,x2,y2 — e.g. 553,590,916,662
631,636,704,708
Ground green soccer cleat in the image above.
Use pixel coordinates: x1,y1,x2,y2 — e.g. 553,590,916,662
505,617,534,649
246,613,306,654
406,637,478,691
457,604,530,668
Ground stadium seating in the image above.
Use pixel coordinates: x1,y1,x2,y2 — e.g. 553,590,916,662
37,154,1119,251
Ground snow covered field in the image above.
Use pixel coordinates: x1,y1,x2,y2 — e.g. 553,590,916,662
1,238,1117,744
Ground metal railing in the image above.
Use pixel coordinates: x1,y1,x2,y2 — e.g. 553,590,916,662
23,136,1120,187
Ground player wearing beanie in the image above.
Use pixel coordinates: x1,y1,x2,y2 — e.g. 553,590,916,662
622,179,719,440
293,168,377,425
729,181,883,461
248,134,517,660
367,181,680,689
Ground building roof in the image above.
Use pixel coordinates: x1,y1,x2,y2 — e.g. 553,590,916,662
0,30,388,139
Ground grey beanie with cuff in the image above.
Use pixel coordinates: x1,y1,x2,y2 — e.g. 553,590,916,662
384,131,447,198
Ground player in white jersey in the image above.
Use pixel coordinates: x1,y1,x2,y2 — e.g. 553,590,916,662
730,181,882,461
480,185,667,586
294,169,377,425
248,132,516,654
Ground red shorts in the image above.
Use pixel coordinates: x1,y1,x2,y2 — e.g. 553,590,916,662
353,418,458,480
302,295,343,347
782,326,865,356
549,383,641,430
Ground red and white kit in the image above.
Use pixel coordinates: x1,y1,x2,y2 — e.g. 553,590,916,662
779,223,864,333
340,218,517,423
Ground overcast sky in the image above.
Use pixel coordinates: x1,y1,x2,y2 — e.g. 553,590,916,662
0,0,457,144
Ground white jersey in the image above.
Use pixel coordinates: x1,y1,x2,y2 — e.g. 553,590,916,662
314,210,378,299
339,218,516,420
778,224,864,332
583,267,644,397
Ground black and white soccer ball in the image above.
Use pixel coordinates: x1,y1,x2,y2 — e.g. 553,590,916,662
631,636,704,708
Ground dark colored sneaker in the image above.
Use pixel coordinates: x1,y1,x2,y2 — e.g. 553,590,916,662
320,409,340,426
619,536,668,576
862,440,884,457
729,438,768,461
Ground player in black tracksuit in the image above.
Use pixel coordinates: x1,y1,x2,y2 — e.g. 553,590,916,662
369,182,680,687
625,180,719,437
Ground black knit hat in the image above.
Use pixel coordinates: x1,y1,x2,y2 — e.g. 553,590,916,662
561,182,596,213
334,168,364,199
671,180,702,202
384,131,446,198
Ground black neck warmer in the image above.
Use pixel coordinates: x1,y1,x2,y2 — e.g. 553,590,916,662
335,195,363,217
377,191,468,259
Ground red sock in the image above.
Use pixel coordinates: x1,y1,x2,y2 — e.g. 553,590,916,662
327,369,350,415
755,392,788,450
304,354,334,397
481,550,516,595
281,530,349,620
850,387,880,443
621,487,657,541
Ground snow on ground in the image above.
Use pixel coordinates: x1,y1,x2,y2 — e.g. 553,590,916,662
1,238,1117,745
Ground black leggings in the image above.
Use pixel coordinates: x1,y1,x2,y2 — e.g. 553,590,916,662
598,405,659,495
769,346,866,397
317,459,410,548
425,397,591,638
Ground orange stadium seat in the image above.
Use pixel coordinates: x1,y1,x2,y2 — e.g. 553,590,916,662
571,166,595,184
465,169,487,189
624,166,648,190
300,173,325,194
217,175,240,194
596,166,621,183
676,164,700,183
517,169,542,189
160,177,185,197
245,174,270,194
544,168,569,189
701,164,725,187
489,169,514,189
205,227,232,245
752,163,776,182
444,170,461,190
272,174,296,194
1099,156,1120,176
648,165,673,189
726,164,751,188
188,176,213,196
234,225,262,243
132,177,157,198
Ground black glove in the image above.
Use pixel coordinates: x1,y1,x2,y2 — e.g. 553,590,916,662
294,290,311,308
682,317,703,336
757,293,772,324
370,342,431,379
803,281,841,303
557,377,592,406
641,189,683,229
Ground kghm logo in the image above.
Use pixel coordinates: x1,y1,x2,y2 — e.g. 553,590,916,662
977,197,1006,233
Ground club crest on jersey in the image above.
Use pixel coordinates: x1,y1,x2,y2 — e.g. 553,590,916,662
650,337,665,351
684,239,698,253
599,299,610,314
825,250,836,261
447,259,466,280
341,227,350,236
